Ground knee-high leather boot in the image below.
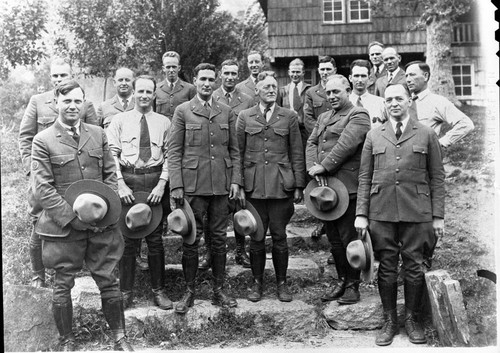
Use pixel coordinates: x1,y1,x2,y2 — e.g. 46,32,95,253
175,255,198,314
119,255,136,309
148,253,172,310
52,301,76,351
272,249,292,302
101,297,134,351
235,231,251,268
321,246,348,301
375,281,399,346
211,252,237,308
247,249,266,302
404,279,426,344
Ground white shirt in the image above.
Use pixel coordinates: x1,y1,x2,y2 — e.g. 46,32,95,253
288,82,304,111
197,95,214,109
373,63,385,76
58,118,81,136
389,115,410,137
259,103,276,122
349,92,385,128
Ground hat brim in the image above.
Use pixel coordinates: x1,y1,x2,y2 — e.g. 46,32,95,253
119,192,163,239
65,180,122,227
304,177,349,221
234,200,265,242
169,199,196,245
360,230,375,283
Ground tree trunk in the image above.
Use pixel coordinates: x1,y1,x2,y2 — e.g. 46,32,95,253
426,16,460,106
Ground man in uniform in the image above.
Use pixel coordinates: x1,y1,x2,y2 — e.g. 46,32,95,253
367,41,387,94
31,80,132,351
405,61,474,150
19,57,98,288
355,83,445,346
306,74,371,305
277,58,312,151
107,75,172,310
349,59,385,128
374,47,406,97
168,63,242,314
97,67,135,129
155,51,197,120
236,51,264,98
237,70,306,302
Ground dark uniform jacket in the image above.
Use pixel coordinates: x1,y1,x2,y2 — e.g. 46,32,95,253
155,79,196,119
235,77,257,98
212,87,255,116
31,121,118,241
367,65,387,94
168,97,242,196
277,82,311,125
97,95,135,129
356,118,445,222
236,104,306,199
306,102,371,197
303,83,333,136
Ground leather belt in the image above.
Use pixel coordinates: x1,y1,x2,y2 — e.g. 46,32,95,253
122,165,162,174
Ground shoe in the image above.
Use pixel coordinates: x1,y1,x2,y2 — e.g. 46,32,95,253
152,288,173,310
114,337,134,351
405,310,426,344
337,280,360,305
320,277,345,302
375,309,399,346
276,281,293,302
235,233,251,268
212,288,238,308
247,277,263,302
59,336,76,351
175,288,195,314
149,254,172,310
211,252,237,308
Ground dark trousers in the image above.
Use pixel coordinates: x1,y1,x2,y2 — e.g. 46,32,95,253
248,197,294,253
184,195,229,257
325,198,358,248
370,220,436,285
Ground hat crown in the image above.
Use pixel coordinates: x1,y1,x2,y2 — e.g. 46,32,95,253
233,209,258,236
167,208,192,236
73,193,108,224
125,203,152,230
310,186,338,211
346,240,368,270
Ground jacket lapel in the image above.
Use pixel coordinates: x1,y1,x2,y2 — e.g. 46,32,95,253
190,98,209,118
112,95,124,112
55,121,78,149
267,106,284,126
78,123,92,150
380,121,398,146
210,102,222,120
252,105,266,125
397,118,417,144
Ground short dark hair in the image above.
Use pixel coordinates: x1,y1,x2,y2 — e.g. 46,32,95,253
368,41,384,50
385,82,411,97
350,59,372,74
194,63,216,77
55,79,84,97
318,55,336,67
405,61,431,79
133,75,157,91
220,59,239,69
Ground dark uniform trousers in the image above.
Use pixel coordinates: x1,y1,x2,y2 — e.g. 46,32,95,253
122,170,170,257
325,198,358,251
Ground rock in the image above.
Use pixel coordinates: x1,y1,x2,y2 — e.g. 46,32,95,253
72,276,101,310
290,204,316,223
323,294,406,330
3,284,59,352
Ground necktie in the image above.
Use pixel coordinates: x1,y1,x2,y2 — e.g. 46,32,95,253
264,107,271,122
409,95,419,119
356,96,363,107
388,73,393,83
139,115,151,162
122,99,128,110
170,82,174,91
70,126,79,144
225,92,231,103
395,122,403,140
292,84,301,112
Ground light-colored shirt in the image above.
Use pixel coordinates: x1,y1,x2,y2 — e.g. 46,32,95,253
373,63,385,76
413,89,474,147
349,92,385,128
288,81,304,112
389,115,409,136
197,95,213,109
259,103,276,122
388,67,402,82
58,118,81,136
106,109,171,180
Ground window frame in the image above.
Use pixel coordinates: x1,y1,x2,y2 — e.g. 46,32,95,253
452,64,474,98
323,0,371,24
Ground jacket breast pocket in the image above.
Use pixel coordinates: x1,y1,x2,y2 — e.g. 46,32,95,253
245,126,264,151
372,146,386,170
186,124,202,146
155,98,169,116
273,128,289,150
243,161,256,192
50,153,76,180
220,123,229,146
37,116,56,133
278,162,295,191
182,157,199,193
88,148,104,169
412,145,428,169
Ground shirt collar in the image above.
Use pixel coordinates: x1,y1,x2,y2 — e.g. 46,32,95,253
291,81,303,91
197,95,213,108
389,115,410,134
166,79,178,87
221,87,234,98
259,103,275,115
388,67,401,79
413,88,430,101
58,118,81,133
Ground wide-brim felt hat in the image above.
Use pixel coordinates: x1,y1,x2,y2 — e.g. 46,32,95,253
346,229,374,283
304,176,349,221
65,179,122,227
119,192,163,239
233,200,265,242
167,199,196,245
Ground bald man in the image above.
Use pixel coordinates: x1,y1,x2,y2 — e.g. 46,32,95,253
374,47,406,97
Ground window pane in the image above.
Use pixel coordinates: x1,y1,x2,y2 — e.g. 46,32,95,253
453,77,460,85
452,66,460,75
463,66,471,74
334,12,342,21
463,87,472,96
455,87,461,96
334,2,342,10
350,1,359,10
351,12,359,20
324,12,333,21
463,76,471,85
324,1,332,11
360,10,369,19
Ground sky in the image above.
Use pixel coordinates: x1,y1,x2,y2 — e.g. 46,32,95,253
218,0,251,16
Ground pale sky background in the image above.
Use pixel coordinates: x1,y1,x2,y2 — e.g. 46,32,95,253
219,0,250,16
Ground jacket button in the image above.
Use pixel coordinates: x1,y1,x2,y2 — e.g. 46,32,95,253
210,132,214,136
211,144,214,148
396,145,400,148
265,161,268,164
264,138,268,141
265,126,268,130
78,151,82,155
323,140,326,143
396,156,400,160
395,181,399,185
211,156,215,160
395,168,400,173
321,150,324,154
265,149,268,152
81,166,85,170
210,120,213,123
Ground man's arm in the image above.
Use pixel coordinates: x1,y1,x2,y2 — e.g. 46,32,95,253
288,112,306,189
167,105,186,191
148,119,171,205
96,103,105,128
19,95,40,175
227,109,242,187
355,131,374,218
427,128,446,219
305,113,321,171
438,99,474,148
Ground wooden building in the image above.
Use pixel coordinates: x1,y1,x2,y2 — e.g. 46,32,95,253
257,0,484,104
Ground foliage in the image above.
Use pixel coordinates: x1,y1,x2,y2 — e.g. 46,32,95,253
0,0,48,79
0,77,37,133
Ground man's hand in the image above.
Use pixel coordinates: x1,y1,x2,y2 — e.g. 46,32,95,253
118,179,135,205
70,217,105,233
148,179,166,205
229,183,239,200
294,188,303,203
433,217,444,240
308,163,327,186
354,216,369,239
171,187,184,206
238,188,246,209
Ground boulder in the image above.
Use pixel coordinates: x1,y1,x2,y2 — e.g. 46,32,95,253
3,284,59,352
72,276,101,310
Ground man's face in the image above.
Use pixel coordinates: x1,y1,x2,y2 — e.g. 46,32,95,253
382,48,401,73
247,54,263,77
318,62,336,84
56,87,84,126
194,69,216,100
349,66,370,93
50,64,71,88
220,64,239,91
134,78,156,110
384,85,411,121
325,78,350,110
162,56,180,83
288,64,304,84
113,69,134,97
255,75,278,105
369,45,384,67
405,64,429,94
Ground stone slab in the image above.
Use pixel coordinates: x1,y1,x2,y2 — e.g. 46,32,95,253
72,276,102,310
3,284,59,352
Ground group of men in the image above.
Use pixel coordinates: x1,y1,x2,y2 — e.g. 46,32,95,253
19,40,474,350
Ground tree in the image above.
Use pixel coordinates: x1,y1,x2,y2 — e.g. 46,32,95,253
368,0,475,104
0,0,48,79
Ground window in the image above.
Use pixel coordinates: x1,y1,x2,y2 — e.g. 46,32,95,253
452,64,473,97
323,0,370,23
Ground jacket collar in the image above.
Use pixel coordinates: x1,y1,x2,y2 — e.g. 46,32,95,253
380,117,418,145
248,104,284,126
189,96,221,119
112,95,134,112
54,120,91,150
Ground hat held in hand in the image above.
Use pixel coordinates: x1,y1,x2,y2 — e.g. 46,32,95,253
346,229,374,282
304,176,349,221
233,201,264,242
120,192,163,239
167,199,196,245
